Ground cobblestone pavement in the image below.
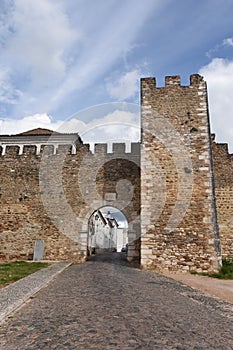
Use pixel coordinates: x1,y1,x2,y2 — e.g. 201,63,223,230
0,253,233,350
0,262,71,321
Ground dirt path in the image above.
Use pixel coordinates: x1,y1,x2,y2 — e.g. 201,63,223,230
163,272,233,304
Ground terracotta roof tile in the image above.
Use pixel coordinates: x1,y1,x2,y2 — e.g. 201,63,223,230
17,128,59,136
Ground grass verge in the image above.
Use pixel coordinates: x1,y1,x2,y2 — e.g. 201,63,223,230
0,261,49,287
192,258,233,279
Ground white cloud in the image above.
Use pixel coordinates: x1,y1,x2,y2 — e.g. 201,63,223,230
223,37,233,47
206,36,233,58
0,0,81,118
47,0,160,110
6,0,78,83
55,106,140,146
79,110,140,144
0,0,160,117
106,70,141,100
0,113,62,135
199,58,233,152
0,68,22,104
0,106,140,145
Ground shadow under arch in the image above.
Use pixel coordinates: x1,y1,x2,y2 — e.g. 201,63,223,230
87,251,140,268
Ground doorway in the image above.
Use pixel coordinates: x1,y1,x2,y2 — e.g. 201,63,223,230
87,206,128,256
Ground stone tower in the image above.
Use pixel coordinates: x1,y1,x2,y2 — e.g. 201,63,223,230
140,75,221,273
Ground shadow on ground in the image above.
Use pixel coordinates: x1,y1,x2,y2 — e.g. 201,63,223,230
86,251,140,268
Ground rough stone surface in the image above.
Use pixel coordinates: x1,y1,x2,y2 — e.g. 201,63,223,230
0,74,232,272
0,253,233,349
0,144,88,262
0,142,140,263
212,136,233,258
140,75,221,273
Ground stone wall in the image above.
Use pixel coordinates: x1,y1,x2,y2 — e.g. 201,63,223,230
140,75,221,273
0,141,141,262
70,142,141,262
1,73,232,272
212,136,233,258
0,144,87,261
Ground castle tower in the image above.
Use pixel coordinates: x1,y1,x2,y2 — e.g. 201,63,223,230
140,75,221,273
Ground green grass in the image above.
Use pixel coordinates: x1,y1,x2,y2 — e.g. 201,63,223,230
192,258,233,279
0,261,49,287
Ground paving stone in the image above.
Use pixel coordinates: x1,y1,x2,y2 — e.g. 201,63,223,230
0,253,233,349
0,262,71,322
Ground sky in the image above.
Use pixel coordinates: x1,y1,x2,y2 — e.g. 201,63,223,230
0,0,233,151
99,206,128,228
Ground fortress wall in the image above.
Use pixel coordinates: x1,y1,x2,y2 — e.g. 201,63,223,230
212,137,233,258
1,74,231,270
0,145,89,261
140,75,221,273
0,142,141,262
71,142,141,261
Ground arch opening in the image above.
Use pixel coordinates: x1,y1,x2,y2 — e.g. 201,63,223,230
87,206,129,256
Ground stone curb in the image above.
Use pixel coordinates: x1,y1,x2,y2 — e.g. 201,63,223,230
0,262,71,323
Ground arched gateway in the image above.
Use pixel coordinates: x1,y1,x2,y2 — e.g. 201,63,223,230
87,206,128,255
0,74,225,273
75,142,141,263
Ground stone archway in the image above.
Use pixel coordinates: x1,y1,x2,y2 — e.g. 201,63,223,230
79,205,140,263
87,206,128,256
76,144,141,263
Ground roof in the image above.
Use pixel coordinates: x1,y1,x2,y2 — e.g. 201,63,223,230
95,210,107,225
0,127,83,147
17,128,59,136
106,217,119,228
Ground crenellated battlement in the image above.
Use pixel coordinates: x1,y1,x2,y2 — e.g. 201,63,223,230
212,134,233,159
89,142,140,155
214,142,233,157
141,74,205,90
140,73,223,272
1,74,232,269
0,141,140,157
165,75,181,86
0,143,80,156
212,135,233,189
0,131,83,156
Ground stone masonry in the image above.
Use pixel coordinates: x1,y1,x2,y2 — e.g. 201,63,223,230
0,74,232,273
140,75,221,273
0,134,140,263
212,135,233,257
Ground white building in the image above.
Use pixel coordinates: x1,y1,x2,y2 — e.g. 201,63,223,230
88,209,128,253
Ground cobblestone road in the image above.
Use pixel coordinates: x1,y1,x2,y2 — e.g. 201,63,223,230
0,253,233,349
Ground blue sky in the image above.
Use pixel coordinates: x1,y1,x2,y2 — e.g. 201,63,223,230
0,0,233,150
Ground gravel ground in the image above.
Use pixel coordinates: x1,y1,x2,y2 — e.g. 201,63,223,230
0,252,233,350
